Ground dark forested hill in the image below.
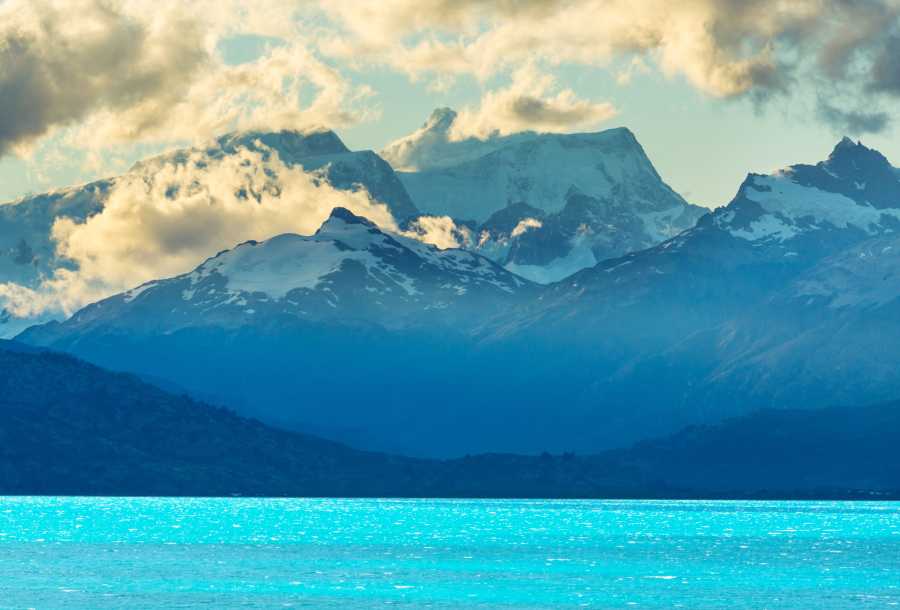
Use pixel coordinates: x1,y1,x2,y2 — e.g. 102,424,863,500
1,341,898,499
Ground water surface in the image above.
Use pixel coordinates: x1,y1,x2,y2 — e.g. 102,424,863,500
0,497,898,608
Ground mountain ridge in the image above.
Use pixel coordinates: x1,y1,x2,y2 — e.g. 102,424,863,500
3,340,900,499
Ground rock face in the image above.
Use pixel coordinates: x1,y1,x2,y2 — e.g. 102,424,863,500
384,108,705,282
0,130,418,338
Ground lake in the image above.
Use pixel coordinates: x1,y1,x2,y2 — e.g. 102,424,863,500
0,497,898,608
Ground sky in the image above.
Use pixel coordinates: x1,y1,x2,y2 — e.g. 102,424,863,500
1,0,900,208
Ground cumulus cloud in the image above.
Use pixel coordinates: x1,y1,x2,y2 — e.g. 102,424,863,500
449,64,616,139
0,140,484,318
510,218,543,238
404,215,473,249
0,145,400,316
318,0,900,132
0,0,208,156
0,0,372,159
72,43,374,153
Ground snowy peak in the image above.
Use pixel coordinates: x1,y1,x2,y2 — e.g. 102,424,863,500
709,140,900,245
317,206,378,233
313,207,392,249
32,209,536,337
826,137,886,171
822,136,894,186
398,122,690,222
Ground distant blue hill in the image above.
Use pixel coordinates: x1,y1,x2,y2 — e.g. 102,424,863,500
2,341,899,499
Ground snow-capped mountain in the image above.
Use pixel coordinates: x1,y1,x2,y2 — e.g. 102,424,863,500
20,208,538,456
705,137,900,252
0,130,417,338
483,137,900,447
385,109,705,282
23,208,534,338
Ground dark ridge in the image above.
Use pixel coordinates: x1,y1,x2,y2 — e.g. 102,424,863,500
2,343,899,499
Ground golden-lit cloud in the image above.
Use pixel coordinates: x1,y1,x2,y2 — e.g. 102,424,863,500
0,0,372,157
449,64,617,139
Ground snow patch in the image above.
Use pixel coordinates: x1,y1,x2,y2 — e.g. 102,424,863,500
734,174,900,241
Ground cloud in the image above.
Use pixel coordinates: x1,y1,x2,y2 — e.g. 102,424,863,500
318,0,900,132
404,215,473,249
510,218,543,238
817,101,890,136
0,144,400,317
449,65,616,139
0,0,209,156
868,33,900,96
0,0,373,160
0,139,482,318
72,43,375,152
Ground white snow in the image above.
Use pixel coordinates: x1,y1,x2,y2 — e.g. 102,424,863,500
208,234,380,299
399,129,672,223
506,240,598,284
732,173,900,241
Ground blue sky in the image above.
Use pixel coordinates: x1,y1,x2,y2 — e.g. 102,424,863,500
2,1,899,208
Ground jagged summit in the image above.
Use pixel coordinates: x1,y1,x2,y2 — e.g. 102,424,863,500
321,206,375,227
822,136,893,177
706,139,900,244
425,107,457,132
313,207,387,248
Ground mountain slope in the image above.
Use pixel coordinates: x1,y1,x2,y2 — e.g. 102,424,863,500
0,341,425,497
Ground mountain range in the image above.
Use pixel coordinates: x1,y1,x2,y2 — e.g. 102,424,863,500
1,109,704,339
386,108,706,282
5,111,900,467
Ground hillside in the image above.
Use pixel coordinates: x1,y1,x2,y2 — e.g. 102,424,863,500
2,341,899,499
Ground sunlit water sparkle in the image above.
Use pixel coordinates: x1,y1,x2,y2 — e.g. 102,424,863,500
0,497,898,608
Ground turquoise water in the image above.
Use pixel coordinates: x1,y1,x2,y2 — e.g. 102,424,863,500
0,498,899,608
